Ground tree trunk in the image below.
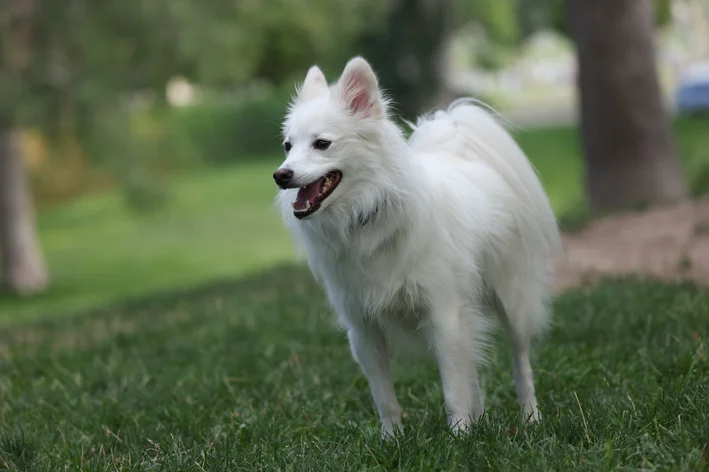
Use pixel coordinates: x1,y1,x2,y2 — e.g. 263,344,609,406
0,124,49,295
568,0,687,214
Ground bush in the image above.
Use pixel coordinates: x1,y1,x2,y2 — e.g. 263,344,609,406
165,87,291,166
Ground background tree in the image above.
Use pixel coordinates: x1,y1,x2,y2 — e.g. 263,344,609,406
0,127,49,295
567,0,687,214
0,0,48,294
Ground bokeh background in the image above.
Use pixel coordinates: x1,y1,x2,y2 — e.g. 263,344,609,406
2,0,708,322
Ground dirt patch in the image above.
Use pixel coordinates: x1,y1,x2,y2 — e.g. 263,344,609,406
555,197,709,293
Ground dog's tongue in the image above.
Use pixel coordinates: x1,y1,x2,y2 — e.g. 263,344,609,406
293,178,323,211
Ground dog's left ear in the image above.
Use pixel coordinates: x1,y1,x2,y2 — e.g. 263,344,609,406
297,66,329,102
337,57,382,119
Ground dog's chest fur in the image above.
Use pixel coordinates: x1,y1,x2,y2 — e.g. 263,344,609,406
324,255,431,353
310,226,430,326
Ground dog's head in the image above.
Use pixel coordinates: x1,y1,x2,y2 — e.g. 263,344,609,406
274,57,390,221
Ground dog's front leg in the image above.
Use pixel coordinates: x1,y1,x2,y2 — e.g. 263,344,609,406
347,322,402,438
429,300,484,433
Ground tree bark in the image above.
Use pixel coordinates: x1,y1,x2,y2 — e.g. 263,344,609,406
568,0,687,214
0,124,49,295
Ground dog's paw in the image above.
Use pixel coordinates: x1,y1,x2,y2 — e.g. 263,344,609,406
522,406,542,424
447,415,474,435
381,419,403,440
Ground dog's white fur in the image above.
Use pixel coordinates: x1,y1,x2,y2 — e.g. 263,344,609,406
275,57,562,436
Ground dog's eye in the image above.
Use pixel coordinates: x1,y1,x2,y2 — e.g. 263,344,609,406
313,139,331,151
284,142,292,153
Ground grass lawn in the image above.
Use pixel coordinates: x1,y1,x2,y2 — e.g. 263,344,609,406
0,265,707,470
0,116,707,324
0,161,293,324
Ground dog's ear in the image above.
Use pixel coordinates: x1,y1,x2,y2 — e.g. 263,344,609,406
337,57,382,119
297,66,329,102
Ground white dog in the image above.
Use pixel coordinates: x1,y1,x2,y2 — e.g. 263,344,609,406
274,57,562,437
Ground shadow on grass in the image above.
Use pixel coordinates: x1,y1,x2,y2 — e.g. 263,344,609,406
0,262,311,346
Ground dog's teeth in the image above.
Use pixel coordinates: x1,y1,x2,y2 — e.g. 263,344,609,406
306,200,311,209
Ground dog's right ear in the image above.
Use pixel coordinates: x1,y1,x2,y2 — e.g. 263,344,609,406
297,66,329,102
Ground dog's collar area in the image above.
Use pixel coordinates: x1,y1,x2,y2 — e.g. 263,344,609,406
357,202,380,226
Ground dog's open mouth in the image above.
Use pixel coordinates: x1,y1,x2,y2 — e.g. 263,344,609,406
292,171,342,219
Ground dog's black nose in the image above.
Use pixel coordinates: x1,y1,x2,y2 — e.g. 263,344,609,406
273,168,294,187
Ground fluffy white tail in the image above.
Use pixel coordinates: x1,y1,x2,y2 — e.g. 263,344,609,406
408,98,563,260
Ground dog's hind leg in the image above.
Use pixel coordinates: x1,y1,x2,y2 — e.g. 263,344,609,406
347,322,402,438
508,334,540,423
492,268,550,423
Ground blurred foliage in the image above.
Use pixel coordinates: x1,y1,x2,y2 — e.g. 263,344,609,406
359,0,452,120
250,0,387,84
451,0,674,71
1,0,386,123
0,0,680,207
0,0,384,209
453,0,672,49
164,87,292,165
455,0,521,45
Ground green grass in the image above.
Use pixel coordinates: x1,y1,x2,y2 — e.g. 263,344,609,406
0,266,707,470
0,160,294,324
1,116,707,324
